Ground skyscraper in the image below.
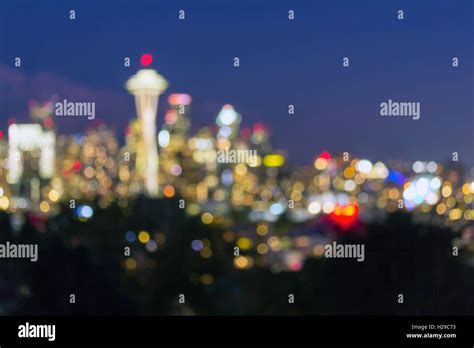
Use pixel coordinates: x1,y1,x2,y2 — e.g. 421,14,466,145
165,93,192,140
126,54,168,197
158,94,192,194
7,101,56,211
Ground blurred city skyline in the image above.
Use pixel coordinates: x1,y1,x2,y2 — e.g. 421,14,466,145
0,0,472,166
0,0,473,321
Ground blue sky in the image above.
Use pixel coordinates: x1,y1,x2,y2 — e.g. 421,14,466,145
0,0,472,166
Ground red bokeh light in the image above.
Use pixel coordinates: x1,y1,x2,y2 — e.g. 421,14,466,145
72,160,83,172
43,117,53,129
253,123,267,133
168,93,192,106
140,53,153,66
289,260,302,272
329,204,359,229
164,110,178,124
319,151,331,160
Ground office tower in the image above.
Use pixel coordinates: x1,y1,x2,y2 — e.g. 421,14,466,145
158,93,192,196
7,101,56,211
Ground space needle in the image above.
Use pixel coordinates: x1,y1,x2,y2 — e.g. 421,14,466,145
126,53,168,197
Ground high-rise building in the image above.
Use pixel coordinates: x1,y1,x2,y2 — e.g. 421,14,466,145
164,93,192,140
7,101,56,211
117,119,144,200
0,132,9,211
126,54,168,198
213,105,243,215
215,104,241,141
158,93,192,195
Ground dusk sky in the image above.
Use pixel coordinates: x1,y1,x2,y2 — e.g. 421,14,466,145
0,0,472,166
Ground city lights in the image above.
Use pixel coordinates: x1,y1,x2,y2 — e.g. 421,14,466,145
0,54,471,278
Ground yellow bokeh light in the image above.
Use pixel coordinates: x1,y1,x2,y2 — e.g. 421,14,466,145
267,236,281,251
201,212,213,224
0,196,10,210
449,208,462,221
48,190,59,202
234,256,248,269
436,203,446,215
462,183,471,195
446,197,456,208
314,158,328,170
291,191,303,201
234,256,253,269
342,205,356,216
237,237,253,250
442,186,452,198
388,188,399,200
235,163,247,175
125,258,137,270
344,167,355,179
256,224,268,236
138,231,150,243
187,203,200,215
263,154,285,167
200,247,212,258
463,210,473,220
257,243,269,254
39,201,50,213
293,182,304,192
201,274,214,285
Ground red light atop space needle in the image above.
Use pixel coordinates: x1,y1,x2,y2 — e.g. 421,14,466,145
140,53,153,67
